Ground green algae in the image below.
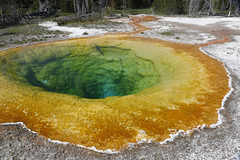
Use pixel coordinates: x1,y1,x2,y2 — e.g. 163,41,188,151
0,43,162,99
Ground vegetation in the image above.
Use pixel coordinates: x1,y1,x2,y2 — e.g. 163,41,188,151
160,31,175,36
0,0,239,27
0,23,67,48
152,0,185,14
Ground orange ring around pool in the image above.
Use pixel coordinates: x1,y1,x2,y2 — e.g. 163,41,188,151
0,36,229,151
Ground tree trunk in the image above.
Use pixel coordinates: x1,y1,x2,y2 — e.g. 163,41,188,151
0,0,6,23
235,0,240,15
228,0,232,16
82,1,86,14
221,0,225,13
123,0,127,10
0,0,21,25
208,0,215,15
91,0,94,15
105,0,108,11
73,0,82,17
85,0,89,13
189,0,200,15
110,0,114,16
99,0,103,18
38,0,56,14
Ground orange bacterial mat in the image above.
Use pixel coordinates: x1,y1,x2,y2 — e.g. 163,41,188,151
0,35,229,151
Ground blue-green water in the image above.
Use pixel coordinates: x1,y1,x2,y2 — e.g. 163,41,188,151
1,45,160,99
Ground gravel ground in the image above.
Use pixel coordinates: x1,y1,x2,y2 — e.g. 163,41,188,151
1,16,240,159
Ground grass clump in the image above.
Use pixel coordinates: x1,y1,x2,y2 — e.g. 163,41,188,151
116,8,153,16
0,23,66,49
160,31,174,36
53,15,121,27
54,16,99,26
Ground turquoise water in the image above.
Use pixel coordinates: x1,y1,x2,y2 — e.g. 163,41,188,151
1,45,160,99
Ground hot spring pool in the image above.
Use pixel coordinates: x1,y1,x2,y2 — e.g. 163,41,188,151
0,36,229,150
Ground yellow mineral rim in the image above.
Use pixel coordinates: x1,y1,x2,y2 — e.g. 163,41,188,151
0,36,229,150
